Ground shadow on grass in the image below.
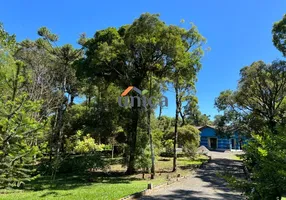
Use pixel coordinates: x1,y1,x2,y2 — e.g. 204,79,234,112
179,164,199,170
158,158,171,162
39,191,73,198
25,171,142,192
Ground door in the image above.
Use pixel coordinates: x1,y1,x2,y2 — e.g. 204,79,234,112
210,138,217,149
231,139,236,149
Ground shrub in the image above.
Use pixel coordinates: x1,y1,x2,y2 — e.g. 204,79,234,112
164,139,174,154
74,134,98,153
134,128,150,172
178,125,200,159
58,153,106,174
38,153,106,174
224,130,286,200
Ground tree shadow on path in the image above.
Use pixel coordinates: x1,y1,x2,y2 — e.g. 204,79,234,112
141,153,245,200
141,189,243,200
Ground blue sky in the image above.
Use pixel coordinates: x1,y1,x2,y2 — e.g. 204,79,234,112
1,0,285,119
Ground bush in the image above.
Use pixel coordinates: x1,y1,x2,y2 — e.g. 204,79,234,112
183,142,198,159
164,139,173,154
134,128,150,171
59,154,106,173
135,148,151,172
74,134,101,153
224,131,286,200
161,125,200,159
178,125,200,159
38,153,106,174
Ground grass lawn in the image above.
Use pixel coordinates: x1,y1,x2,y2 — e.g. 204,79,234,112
230,154,243,161
0,155,208,200
0,176,163,200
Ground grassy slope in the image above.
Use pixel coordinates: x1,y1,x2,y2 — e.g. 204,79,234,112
0,155,208,200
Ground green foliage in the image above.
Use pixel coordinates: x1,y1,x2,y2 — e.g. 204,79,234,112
163,139,174,154
37,153,107,175
215,60,286,199
0,12,207,186
133,128,150,171
0,23,16,51
74,134,98,153
226,130,286,200
0,94,46,187
79,13,206,173
151,128,164,154
58,154,106,174
272,14,286,56
215,60,286,137
135,148,151,172
185,96,212,126
177,125,200,158
65,130,111,154
0,25,48,188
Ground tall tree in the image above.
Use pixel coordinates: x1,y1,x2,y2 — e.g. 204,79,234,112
79,13,195,174
166,24,205,172
15,39,59,123
36,27,82,177
215,60,286,135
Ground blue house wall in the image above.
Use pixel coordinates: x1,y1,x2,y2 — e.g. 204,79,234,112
199,126,246,150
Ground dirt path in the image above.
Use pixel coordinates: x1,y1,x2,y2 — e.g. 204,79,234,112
140,151,245,200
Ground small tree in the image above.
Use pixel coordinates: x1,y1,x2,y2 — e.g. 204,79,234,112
0,25,48,188
178,125,200,159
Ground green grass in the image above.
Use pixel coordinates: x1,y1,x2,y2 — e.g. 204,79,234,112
230,154,243,161
0,155,209,200
0,174,164,200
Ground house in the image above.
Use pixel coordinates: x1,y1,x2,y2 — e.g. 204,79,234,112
198,125,246,150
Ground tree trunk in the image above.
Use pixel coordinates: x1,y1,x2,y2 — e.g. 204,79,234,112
173,86,179,172
179,110,185,127
11,63,20,101
126,106,139,175
147,74,155,179
88,95,91,108
56,75,67,155
149,135,155,178
111,143,114,159
268,117,277,134
70,94,75,106
158,104,162,119
125,78,143,175
52,73,67,180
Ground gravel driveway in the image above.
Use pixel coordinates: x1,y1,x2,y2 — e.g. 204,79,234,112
140,151,245,200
